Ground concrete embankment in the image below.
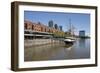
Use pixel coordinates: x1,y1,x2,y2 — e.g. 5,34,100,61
24,39,65,47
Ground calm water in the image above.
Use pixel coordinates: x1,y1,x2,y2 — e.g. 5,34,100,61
24,38,90,61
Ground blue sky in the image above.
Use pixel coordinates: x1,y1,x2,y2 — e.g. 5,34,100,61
24,11,90,36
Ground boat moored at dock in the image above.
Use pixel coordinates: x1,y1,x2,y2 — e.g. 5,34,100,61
64,37,76,45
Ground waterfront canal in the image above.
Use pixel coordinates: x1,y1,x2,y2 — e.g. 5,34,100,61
24,38,90,61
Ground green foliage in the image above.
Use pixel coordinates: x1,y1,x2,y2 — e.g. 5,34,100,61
53,31,65,38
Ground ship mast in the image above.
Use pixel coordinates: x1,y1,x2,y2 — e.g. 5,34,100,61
69,18,75,37
69,18,72,36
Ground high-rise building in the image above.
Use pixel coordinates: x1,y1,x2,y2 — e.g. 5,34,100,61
54,24,58,29
48,20,53,27
79,30,85,37
59,26,62,31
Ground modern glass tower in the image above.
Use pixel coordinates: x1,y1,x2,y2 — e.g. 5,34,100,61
48,20,53,27
79,30,85,37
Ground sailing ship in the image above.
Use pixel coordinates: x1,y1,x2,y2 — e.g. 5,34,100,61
64,19,76,44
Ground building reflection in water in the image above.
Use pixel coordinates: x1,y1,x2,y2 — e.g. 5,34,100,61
73,38,90,59
24,39,90,61
79,38,86,49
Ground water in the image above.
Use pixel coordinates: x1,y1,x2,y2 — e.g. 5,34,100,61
24,38,90,61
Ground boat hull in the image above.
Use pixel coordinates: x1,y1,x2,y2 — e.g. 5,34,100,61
64,41,74,45
64,38,75,45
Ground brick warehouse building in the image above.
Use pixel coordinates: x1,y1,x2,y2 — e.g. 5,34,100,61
24,20,64,39
24,20,62,33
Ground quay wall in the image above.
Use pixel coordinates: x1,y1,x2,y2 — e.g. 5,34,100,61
24,39,65,47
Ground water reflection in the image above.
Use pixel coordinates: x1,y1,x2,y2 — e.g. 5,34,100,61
24,39,90,61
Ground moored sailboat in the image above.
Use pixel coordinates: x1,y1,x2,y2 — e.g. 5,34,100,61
64,19,76,45
64,37,76,45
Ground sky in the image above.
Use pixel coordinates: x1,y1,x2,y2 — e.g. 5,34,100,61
24,11,90,36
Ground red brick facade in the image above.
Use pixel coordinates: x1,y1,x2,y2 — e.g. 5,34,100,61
24,20,61,33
